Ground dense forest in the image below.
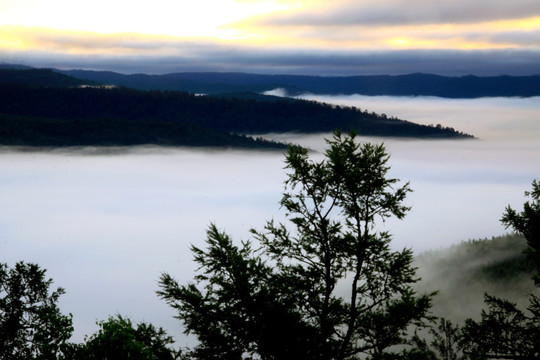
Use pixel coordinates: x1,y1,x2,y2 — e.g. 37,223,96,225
0,113,286,149
0,69,473,148
415,233,536,323
0,84,471,136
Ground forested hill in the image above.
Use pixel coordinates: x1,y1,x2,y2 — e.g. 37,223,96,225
0,77,473,148
0,68,90,88
59,69,540,98
415,233,537,323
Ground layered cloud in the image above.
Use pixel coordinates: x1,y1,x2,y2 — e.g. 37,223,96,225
1,0,540,75
252,0,540,26
230,0,540,51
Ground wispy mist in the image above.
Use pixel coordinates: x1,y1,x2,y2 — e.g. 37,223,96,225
414,234,538,323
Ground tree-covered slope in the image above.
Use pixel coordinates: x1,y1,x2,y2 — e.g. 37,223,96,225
0,83,473,143
0,68,91,88
415,234,537,323
0,68,474,147
0,113,286,148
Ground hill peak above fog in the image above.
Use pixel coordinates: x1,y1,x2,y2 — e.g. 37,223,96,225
58,69,540,98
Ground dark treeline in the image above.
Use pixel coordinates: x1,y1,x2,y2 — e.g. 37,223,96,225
0,113,286,149
415,233,537,324
417,233,535,283
0,82,472,148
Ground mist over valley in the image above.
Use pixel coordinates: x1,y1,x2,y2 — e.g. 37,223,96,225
2,1,540,356
1,94,538,345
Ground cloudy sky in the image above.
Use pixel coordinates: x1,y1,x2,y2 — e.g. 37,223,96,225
1,0,540,75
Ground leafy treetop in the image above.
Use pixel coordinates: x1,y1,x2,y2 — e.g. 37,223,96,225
158,131,434,360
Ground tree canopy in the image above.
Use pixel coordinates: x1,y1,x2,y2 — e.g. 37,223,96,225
0,262,73,360
72,315,179,360
461,180,540,359
158,131,434,360
501,179,540,285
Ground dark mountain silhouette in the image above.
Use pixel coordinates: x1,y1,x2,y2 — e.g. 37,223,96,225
0,63,34,70
0,68,90,88
59,69,540,98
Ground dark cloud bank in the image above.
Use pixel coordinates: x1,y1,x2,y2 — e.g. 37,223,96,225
263,0,540,26
4,48,540,76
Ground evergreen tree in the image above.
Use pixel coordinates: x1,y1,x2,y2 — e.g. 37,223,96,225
74,315,179,360
158,131,433,360
0,262,73,360
501,179,540,285
462,180,540,359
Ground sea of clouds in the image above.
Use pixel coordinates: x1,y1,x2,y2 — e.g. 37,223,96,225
1,95,538,344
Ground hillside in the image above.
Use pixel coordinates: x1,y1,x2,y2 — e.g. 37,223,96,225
60,69,540,98
0,113,286,149
0,68,91,88
415,233,537,323
0,71,474,148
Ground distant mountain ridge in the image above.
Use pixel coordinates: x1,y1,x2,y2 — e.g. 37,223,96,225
59,69,540,98
0,68,90,88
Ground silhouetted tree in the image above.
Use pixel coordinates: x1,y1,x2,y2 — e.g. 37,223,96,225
463,294,539,359
74,315,179,360
501,179,540,285
408,318,465,360
0,261,73,360
158,131,433,360
462,180,540,359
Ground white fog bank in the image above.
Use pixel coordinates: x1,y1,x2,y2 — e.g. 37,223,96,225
1,95,538,344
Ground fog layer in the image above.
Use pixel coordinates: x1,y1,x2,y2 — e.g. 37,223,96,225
1,95,538,343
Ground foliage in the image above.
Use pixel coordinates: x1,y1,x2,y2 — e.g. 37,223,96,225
158,131,434,359
461,180,540,359
427,318,464,360
462,294,540,359
0,261,74,360
73,314,179,360
409,318,465,360
480,255,535,282
159,225,317,360
501,179,540,285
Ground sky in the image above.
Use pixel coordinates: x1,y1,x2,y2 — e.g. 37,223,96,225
1,0,540,75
